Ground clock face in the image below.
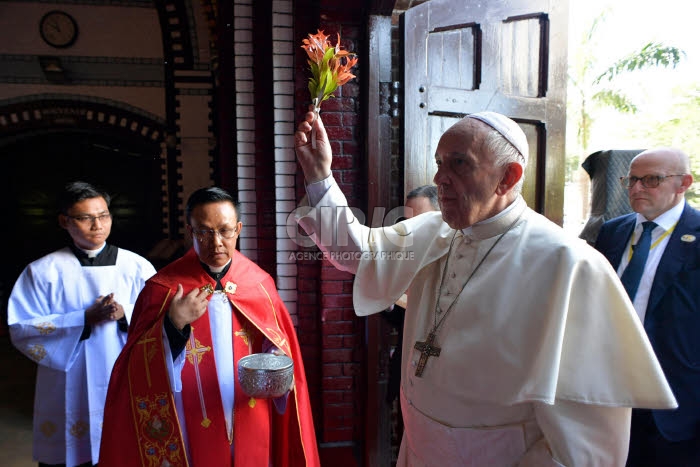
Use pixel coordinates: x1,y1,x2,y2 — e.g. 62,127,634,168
40,11,78,48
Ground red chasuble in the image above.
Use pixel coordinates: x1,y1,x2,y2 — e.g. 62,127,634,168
100,249,319,467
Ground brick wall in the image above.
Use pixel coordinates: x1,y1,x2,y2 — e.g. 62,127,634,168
294,4,366,450
234,0,259,263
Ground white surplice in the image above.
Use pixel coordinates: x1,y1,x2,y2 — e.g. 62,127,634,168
8,247,155,466
296,179,677,466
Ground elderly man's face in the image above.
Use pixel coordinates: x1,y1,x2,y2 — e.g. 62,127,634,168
188,201,242,268
433,120,506,229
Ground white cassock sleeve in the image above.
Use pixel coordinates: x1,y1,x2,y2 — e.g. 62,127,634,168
162,324,187,393
8,264,85,371
296,176,453,313
532,400,630,466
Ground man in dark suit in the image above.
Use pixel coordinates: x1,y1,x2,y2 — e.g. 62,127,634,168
594,147,700,466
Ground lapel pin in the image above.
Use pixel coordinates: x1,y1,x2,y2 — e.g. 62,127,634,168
680,234,696,243
225,282,237,294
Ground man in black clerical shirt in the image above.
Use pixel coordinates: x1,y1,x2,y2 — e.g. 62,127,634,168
8,181,155,467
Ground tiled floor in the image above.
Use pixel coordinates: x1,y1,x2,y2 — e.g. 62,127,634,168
0,338,35,466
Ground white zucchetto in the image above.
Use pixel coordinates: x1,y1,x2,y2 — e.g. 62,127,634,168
467,111,529,164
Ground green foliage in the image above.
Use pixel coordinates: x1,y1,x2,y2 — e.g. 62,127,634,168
567,10,686,182
594,42,685,85
591,90,637,113
631,86,700,207
308,47,341,105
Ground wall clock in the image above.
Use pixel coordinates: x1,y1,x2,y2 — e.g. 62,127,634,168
39,10,78,48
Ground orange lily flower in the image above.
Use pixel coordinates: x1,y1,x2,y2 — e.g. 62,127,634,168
301,30,329,64
301,29,358,107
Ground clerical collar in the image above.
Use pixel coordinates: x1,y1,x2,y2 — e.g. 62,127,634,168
458,195,526,240
634,199,684,233
70,243,118,267
201,259,232,290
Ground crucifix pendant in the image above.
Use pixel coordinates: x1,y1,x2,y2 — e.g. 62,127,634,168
413,331,441,377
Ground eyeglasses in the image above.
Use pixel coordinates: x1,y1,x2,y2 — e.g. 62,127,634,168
191,227,239,242
67,213,112,225
620,174,686,189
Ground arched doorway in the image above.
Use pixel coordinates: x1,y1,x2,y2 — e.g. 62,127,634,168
0,126,166,461
0,128,165,331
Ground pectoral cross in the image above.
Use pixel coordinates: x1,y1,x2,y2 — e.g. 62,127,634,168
413,331,441,377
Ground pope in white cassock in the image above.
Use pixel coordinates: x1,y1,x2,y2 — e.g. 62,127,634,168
7,181,155,467
293,110,678,466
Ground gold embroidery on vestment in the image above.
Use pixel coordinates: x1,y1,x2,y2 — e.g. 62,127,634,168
200,283,215,294
70,420,88,438
135,393,184,466
137,334,157,388
28,344,47,362
235,326,254,348
40,421,56,438
185,333,211,365
185,327,214,428
265,328,288,352
34,322,56,335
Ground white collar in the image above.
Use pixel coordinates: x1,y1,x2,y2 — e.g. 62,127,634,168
77,243,106,258
635,200,684,232
207,259,232,274
458,196,525,240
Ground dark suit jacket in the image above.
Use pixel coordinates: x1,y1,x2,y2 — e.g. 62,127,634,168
594,202,700,441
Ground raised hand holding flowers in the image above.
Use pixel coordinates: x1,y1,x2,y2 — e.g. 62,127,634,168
301,30,358,148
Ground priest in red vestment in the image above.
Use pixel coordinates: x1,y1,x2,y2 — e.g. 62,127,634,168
100,187,319,467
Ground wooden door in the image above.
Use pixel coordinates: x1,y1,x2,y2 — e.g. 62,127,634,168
404,0,569,223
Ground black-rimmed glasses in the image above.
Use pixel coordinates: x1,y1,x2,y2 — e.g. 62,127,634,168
620,174,686,189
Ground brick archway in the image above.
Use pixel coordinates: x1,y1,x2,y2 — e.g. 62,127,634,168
0,95,168,334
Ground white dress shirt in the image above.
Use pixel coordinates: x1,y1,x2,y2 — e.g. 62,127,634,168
617,200,684,322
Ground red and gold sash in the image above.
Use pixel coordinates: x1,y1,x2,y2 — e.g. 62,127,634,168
180,309,232,465
127,298,275,466
180,301,275,466
128,306,188,467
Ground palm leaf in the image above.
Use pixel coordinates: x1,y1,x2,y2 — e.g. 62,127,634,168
594,42,685,84
592,90,637,113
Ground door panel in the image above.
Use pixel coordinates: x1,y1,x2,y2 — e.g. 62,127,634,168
404,0,568,223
